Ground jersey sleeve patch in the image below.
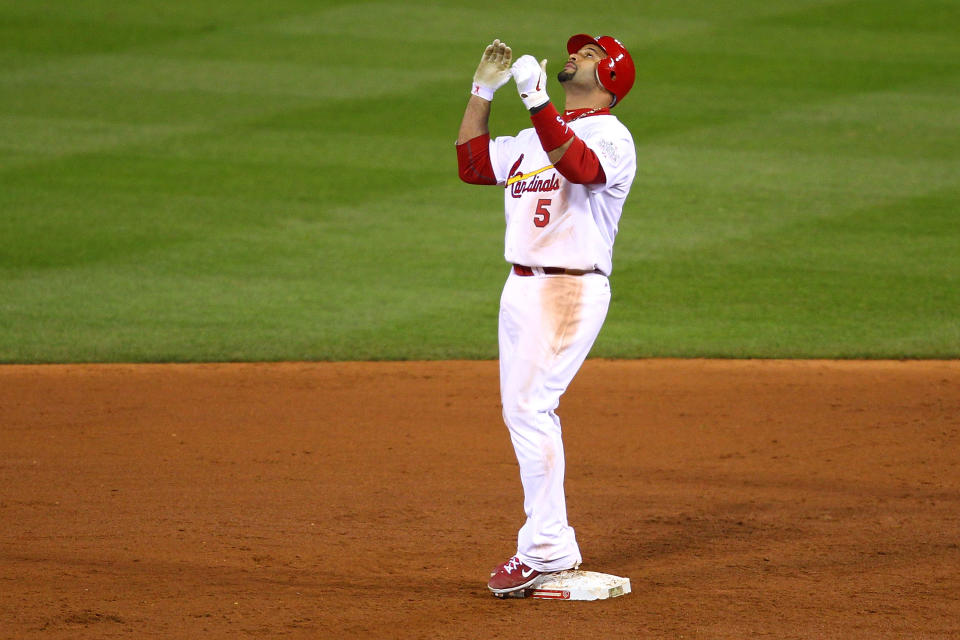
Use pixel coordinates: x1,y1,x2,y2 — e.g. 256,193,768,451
595,138,621,167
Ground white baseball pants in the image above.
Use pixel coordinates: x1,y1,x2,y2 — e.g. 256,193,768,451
498,268,611,572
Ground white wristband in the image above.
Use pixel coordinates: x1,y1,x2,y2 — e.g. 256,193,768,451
471,82,495,102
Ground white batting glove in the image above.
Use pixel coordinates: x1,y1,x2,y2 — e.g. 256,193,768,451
511,55,549,110
471,39,512,101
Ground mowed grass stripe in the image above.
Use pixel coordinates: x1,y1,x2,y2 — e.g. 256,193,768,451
602,184,959,358
1,2,494,363
1,1,958,361
0,192,506,362
594,3,959,358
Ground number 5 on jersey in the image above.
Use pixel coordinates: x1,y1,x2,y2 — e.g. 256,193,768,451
534,198,551,228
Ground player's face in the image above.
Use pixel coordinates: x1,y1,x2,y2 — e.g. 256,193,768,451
557,44,606,87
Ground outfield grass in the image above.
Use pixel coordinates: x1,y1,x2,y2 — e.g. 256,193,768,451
1,0,958,362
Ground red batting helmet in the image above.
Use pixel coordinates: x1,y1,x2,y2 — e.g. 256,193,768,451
566,34,635,107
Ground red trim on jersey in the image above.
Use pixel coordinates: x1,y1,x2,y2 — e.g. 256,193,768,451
562,107,610,122
456,133,497,185
555,137,606,185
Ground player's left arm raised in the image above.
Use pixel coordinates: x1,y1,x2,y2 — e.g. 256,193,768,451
510,55,605,184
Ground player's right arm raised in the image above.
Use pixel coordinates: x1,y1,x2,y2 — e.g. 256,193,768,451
457,39,512,144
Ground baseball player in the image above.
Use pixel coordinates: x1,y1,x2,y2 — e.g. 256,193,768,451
456,35,637,596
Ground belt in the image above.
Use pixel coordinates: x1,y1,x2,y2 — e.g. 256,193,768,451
512,264,604,277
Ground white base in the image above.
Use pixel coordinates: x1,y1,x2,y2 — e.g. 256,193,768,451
497,570,631,601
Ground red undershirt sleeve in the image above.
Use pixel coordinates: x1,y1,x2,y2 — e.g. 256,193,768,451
554,137,606,185
529,104,606,185
456,133,497,185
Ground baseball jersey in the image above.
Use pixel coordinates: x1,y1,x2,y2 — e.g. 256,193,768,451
488,113,636,276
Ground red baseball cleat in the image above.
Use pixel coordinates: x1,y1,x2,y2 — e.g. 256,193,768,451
487,556,545,595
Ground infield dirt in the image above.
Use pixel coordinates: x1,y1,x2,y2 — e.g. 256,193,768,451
1,359,958,639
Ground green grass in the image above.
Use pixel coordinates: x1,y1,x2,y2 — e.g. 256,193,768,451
1,0,958,362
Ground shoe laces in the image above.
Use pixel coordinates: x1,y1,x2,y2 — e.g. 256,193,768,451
504,556,523,574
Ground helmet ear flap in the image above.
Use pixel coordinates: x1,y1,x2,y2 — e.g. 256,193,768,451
596,58,618,106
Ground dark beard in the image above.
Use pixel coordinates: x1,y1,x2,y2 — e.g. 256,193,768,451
557,70,574,82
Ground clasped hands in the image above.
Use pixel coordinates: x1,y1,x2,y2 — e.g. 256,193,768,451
471,39,549,110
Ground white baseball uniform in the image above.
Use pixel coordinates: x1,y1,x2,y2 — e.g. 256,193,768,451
485,111,636,571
